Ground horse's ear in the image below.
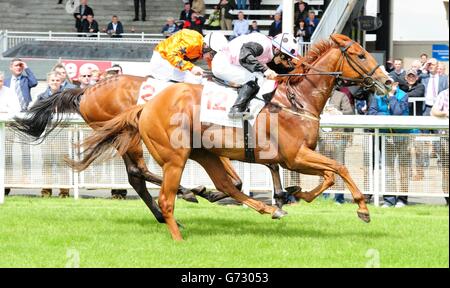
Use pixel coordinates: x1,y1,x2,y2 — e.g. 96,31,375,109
330,34,351,46
330,34,340,45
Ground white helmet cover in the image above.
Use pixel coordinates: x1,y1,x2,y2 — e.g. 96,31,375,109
272,33,299,59
204,32,228,52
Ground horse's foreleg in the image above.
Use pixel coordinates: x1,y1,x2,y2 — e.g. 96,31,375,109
293,171,335,203
265,163,300,208
288,145,370,223
191,151,287,219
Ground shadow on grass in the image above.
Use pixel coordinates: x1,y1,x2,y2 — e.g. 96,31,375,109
114,215,388,240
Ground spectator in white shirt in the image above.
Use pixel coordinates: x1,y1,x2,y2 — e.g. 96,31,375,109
422,58,449,116
233,11,249,38
106,15,124,38
431,84,449,206
0,71,21,114
437,63,447,77
0,70,25,197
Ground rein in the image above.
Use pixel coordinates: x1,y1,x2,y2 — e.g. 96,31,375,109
337,40,380,88
280,40,380,89
271,101,321,121
274,39,382,121
254,96,321,122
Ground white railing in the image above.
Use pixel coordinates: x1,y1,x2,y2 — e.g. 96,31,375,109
0,114,448,206
0,30,166,53
409,97,426,116
0,30,313,58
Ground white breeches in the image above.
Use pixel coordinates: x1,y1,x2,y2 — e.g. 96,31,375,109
149,51,202,84
212,51,261,85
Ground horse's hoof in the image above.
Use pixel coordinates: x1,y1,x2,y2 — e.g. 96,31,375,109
272,208,288,220
208,191,229,202
285,185,302,195
357,211,371,223
190,185,206,195
195,190,229,203
181,192,199,203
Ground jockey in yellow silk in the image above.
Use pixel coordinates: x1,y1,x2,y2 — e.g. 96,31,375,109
149,29,226,84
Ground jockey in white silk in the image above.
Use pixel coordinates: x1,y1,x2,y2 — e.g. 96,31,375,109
212,32,299,118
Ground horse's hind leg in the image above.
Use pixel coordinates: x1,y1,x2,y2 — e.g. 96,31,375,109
191,151,287,219
193,157,237,203
288,145,370,223
122,153,165,223
159,160,187,241
220,157,242,191
127,144,202,203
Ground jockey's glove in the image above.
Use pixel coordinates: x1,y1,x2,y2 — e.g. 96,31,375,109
191,66,204,76
264,68,278,80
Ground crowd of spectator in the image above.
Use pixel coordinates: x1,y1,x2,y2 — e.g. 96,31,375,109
2,1,447,205
0,58,127,199
60,0,325,41
67,0,125,37
353,54,449,207
305,53,448,207
169,1,323,40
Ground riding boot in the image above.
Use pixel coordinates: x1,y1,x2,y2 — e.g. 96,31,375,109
228,80,260,118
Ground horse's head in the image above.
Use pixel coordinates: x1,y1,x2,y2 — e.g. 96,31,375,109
330,34,392,95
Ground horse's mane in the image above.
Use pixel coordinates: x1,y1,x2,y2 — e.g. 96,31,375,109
278,39,337,84
85,74,144,93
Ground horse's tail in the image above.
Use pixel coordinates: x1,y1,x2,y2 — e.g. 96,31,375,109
10,88,86,142
65,105,144,172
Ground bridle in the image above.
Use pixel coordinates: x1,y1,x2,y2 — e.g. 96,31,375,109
334,40,380,89
277,38,385,121
286,39,381,89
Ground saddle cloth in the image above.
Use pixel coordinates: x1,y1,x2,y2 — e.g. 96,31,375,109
200,79,276,128
137,77,172,105
137,77,277,129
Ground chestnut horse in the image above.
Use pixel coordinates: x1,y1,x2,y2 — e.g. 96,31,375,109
67,34,392,240
11,75,290,223
11,76,232,221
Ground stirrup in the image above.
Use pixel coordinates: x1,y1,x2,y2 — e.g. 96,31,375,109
228,105,251,118
228,110,252,119
228,111,244,119
242,112,254,120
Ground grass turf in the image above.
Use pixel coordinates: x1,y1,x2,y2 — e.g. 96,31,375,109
0,196,448,268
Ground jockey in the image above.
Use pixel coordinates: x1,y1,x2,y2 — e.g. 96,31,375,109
212,32,299,118
202,31,229,69
149,29,207,83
